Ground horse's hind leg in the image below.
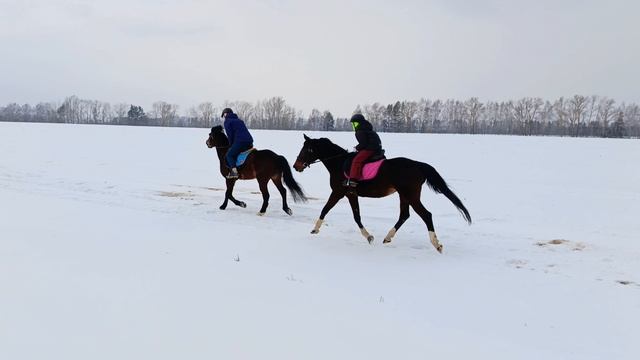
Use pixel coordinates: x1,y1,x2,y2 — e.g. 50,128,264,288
409,199,442,253
272,176,292,216
384,197,410,244
346,194,374,244
257,177,270,215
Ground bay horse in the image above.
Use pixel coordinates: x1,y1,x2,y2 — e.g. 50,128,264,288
293,135,471,253
206,126,307,215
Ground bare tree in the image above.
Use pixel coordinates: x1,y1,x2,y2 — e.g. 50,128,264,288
363,102,385,130
538,101,554,135
261,96,293,130
464,97,484,134
223,100,254,127
152,101,179,126
307,109,322,130
198,102,216,127
568,95,588,136
553,97,569,136
113,103,129,124
512,98,543,135
597,97,615,137
399,101,419,132
34,102,58,122
57,96,81,123
423,99,443,133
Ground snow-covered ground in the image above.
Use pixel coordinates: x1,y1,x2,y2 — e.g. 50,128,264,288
1,122,638,359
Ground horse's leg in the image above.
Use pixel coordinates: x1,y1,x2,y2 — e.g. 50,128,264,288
311,191,344,234
383,196,410,244
409,199,442,253
222,178,246,209
257,177,270,215
346,194,374,244
272,176,292,216
220,178,231,210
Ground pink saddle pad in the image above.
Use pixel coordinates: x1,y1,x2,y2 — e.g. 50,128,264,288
344,159,385,181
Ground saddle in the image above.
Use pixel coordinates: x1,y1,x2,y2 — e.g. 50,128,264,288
342,150,386,181
235,148,256,167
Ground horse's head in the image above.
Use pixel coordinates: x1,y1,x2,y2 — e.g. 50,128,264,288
293,134,322,172
206,125,229,148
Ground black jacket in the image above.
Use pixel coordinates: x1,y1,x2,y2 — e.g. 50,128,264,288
354,119,382,151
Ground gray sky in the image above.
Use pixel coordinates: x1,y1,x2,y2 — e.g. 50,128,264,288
1,0,638,117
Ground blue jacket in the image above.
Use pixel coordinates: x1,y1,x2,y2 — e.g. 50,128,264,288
224,114,253,145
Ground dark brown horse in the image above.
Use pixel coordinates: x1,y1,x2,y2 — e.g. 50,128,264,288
206,126,307,215
293,135,471,252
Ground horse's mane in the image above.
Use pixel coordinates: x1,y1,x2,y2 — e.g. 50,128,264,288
317,137,348,155
211,125,230,146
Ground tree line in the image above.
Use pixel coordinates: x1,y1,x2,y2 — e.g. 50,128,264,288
1,95,637,138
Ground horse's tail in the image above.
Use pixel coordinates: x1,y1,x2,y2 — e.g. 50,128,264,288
420,162,472,224
277,155,308,203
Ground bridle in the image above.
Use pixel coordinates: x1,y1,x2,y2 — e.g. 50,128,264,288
296,151,346,169
207,133,230,149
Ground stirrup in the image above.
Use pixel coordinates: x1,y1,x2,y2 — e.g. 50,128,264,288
226,169,239,179
343,179,358,188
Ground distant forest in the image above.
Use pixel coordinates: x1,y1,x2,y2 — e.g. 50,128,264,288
1,95,637,138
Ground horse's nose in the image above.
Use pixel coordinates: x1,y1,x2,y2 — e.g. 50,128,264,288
293,160,304,172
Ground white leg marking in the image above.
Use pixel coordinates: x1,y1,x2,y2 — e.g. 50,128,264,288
429,231,443,253
383,228,397,243
311,219,324,234
361,228,374,243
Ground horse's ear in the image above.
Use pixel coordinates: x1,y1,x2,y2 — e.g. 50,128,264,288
303,134,310,141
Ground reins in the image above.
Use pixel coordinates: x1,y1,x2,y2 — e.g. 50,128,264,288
299,153,346,169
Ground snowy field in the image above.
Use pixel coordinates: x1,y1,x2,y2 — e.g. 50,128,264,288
1,121,638,359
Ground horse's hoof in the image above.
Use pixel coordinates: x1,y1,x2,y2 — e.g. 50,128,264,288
436,245,443,253
367,235,374,244
284,208,293,216
383,237,392,244
311,229,319,234
257,212,265,216
219,205,227,210
238,202,247,208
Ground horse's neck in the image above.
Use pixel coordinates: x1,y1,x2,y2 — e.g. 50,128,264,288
320,144,347,172
214,135,230,165
215,146,228,171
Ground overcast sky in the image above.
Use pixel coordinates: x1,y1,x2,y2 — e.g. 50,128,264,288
1,0,638,117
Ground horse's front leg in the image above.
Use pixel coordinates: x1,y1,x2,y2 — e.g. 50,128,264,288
220,178,246,210
219,179,231,210
311,191,344,234
346,194,374,244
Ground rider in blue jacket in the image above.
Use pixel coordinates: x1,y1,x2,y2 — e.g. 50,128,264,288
222,108,254,179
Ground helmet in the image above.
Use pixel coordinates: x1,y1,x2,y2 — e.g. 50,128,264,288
221,108,234,117
350,113,365,130
350,113,365,123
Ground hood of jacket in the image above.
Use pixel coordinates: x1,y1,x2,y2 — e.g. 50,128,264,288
356,118,373,131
